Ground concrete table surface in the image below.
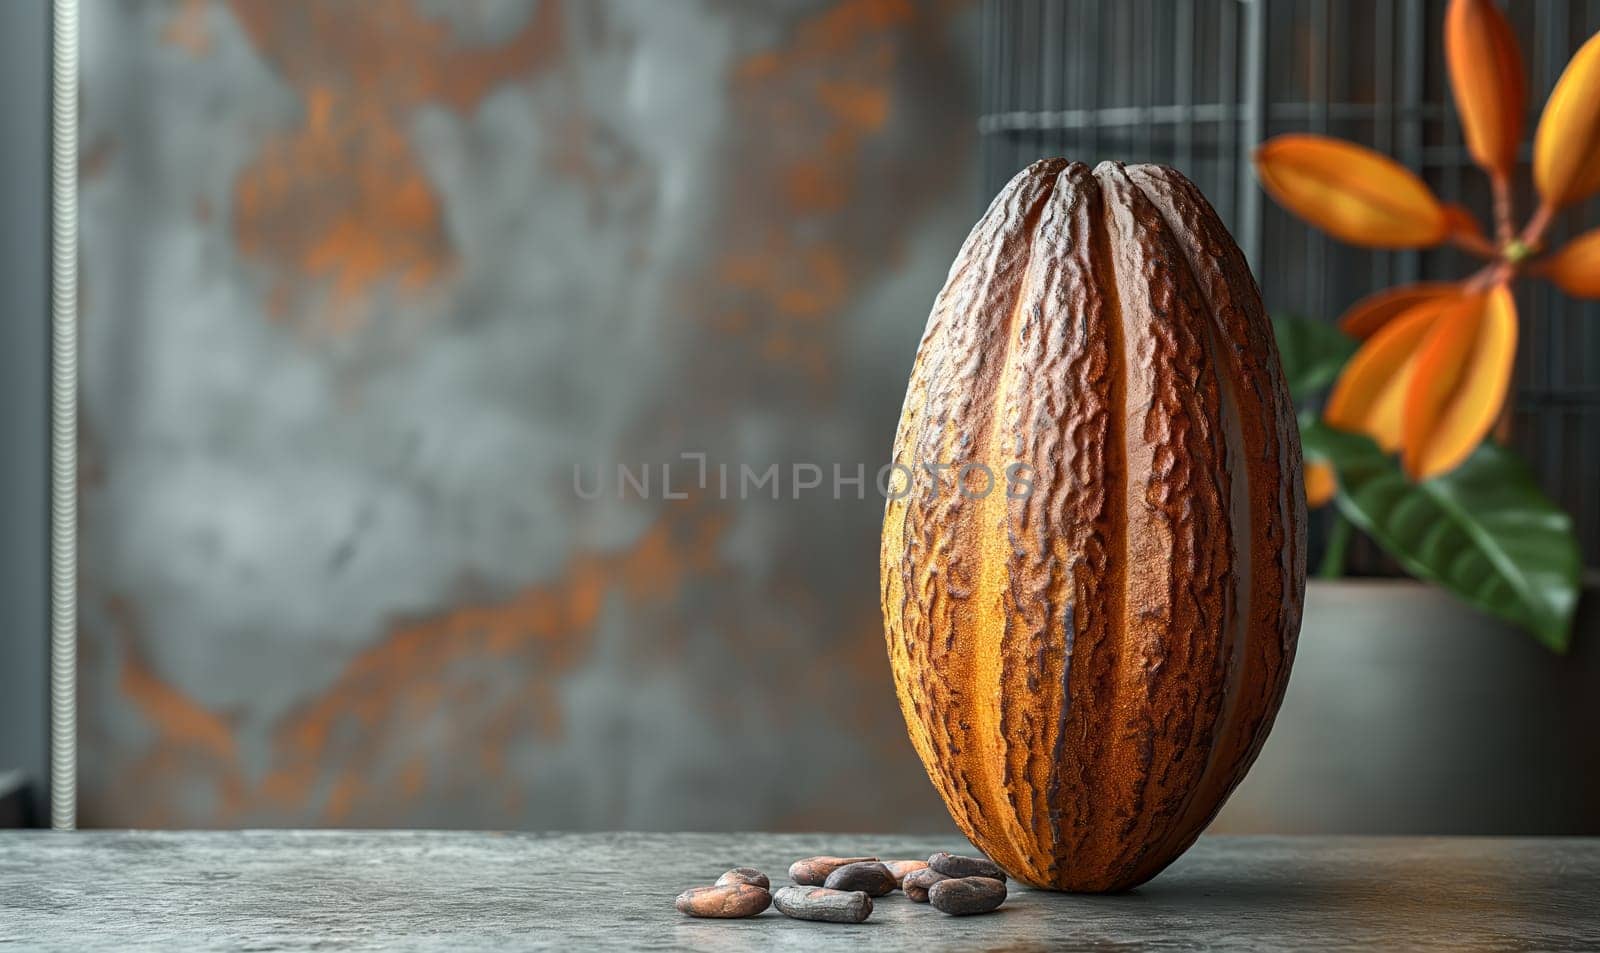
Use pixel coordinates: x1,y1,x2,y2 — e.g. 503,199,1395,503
2,831,1597,951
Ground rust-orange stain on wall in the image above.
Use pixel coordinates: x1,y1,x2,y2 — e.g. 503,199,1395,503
226,0,565,334
162,0,215,58
702,0,969,391
87,0,975,831
91,505,727,827
109,599,247,826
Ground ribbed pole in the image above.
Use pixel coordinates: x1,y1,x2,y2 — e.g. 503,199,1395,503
50,0,79,833
1238,0,1267,274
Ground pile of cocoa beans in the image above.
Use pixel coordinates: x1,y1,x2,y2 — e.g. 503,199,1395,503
674,851,1007,923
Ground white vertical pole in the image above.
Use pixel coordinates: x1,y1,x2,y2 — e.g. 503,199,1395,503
1238,0,1267,275
50,0,79,833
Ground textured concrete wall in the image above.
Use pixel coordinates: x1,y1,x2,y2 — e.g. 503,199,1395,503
0,0,49,826
78,0,979,830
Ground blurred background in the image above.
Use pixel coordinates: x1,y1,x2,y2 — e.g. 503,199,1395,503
1,0,1597,834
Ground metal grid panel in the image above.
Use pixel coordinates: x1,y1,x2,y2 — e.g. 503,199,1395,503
981,0,1600,570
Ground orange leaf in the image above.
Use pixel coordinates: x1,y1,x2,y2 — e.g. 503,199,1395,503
1254,135,1450,248
1304,459,1337,509
1533,29,1600,207
1446,0,1526,178
1338,282,1461,339
1325,296,1459,450
1442,203,1490,243
1401,286,1518,480
1535,227,1600,298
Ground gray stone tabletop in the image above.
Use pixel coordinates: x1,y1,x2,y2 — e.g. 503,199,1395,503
1,831,1597,951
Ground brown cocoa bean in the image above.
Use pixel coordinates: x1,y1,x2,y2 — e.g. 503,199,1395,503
771,885,873,923
714,866,770,890
674,884,772,919
822,861,896,897
928,876,1006,916
928,851,1007,882
883,859,929,885
901,867,949,902
787,855,877,886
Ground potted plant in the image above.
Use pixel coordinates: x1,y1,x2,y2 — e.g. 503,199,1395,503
1215,0,1600,834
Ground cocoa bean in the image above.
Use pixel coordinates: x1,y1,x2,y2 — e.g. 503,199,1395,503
928,851,1007,882
883,859,929,885
822,861,896,897
714,866,770,890
771,885,873,924
674,884,772,919
901,867,949,902
787,855,876,886
928,876,1006,916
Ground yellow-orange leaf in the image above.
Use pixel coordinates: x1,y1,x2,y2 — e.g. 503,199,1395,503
1443,203,1490,243
1254,135,1450,248
1325,296,1459,450
1338,282,1461,339
1536,227,1600,298
1304,459,1337,508
1533,30,1600,207
1446,0,1526,177
1401,286,1518,480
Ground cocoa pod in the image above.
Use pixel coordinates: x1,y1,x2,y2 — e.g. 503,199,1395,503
928,852,1007,883
901,867,949,902
771,886,873,924
883,160,1305,893
928,876,1007,916
787,856,876,886
883,860,928,885
674,884,771,919
822,861,896,897
714,866,769,890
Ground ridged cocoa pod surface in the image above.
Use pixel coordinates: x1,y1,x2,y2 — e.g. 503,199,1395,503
881,160,1306,892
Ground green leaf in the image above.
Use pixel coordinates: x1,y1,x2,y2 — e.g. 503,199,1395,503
1301,421,1582,652
1272,314,1357,401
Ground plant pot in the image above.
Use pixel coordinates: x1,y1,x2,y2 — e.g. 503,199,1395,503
1212,578,1600,834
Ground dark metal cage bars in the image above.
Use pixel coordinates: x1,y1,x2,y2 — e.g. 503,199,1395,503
982,0,1600,571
